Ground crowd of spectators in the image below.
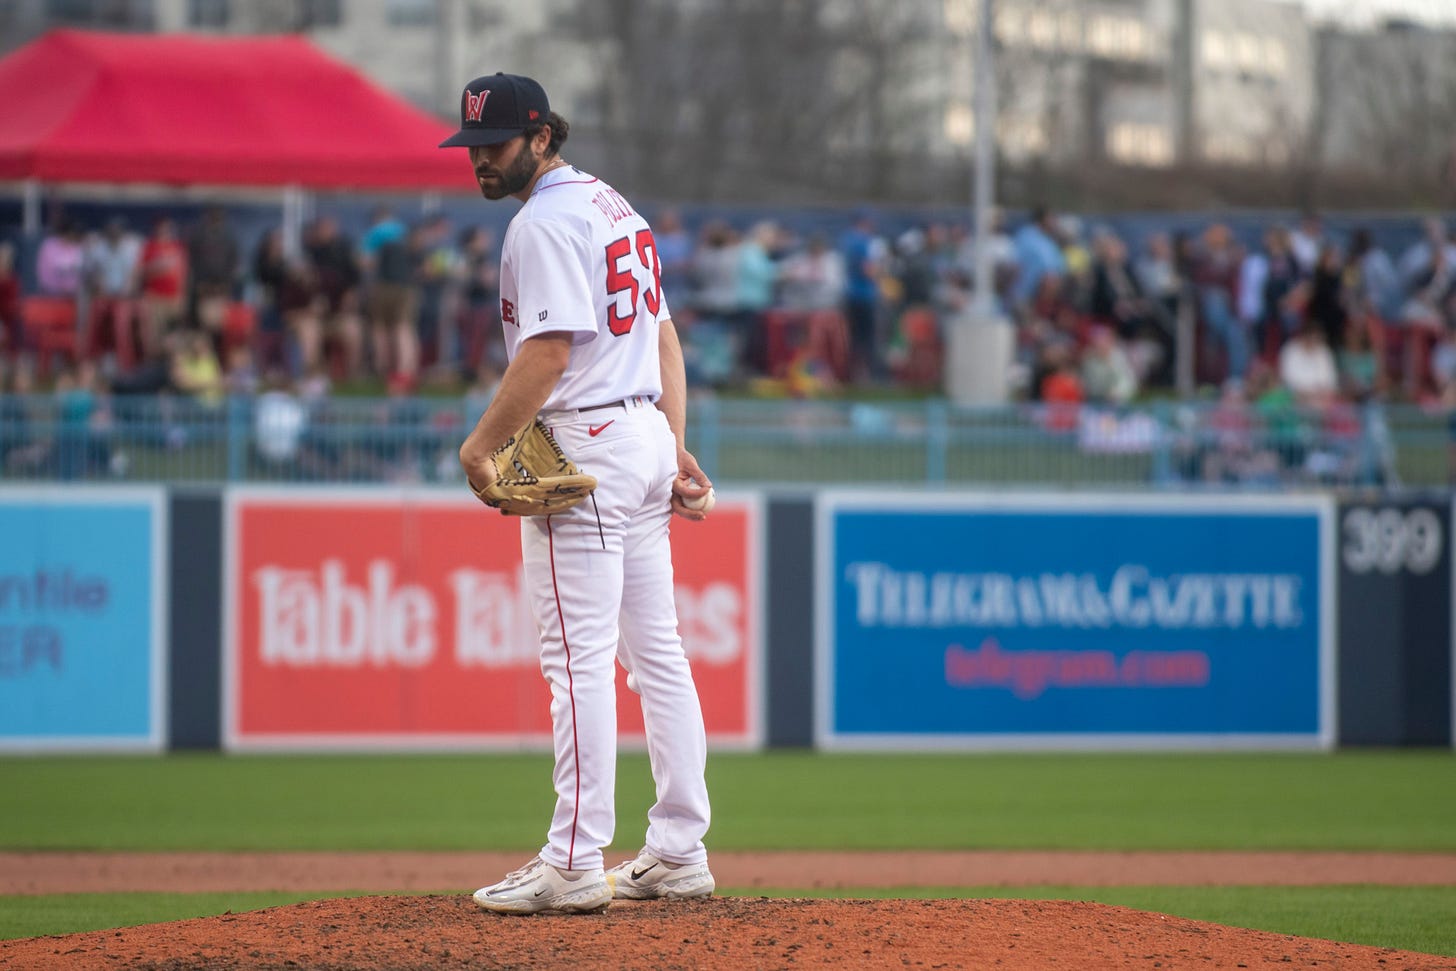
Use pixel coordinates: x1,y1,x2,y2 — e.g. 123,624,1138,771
656,205,1456,423
2,201,1455,482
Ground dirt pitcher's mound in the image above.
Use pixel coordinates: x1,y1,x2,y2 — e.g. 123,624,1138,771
1,896,1448,971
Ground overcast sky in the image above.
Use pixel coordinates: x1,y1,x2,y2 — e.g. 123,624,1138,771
1297,0,1456,27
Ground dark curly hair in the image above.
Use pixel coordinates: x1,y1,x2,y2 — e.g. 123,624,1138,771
523,111,569,157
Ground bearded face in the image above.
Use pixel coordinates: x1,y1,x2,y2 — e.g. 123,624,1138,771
471,135,543,200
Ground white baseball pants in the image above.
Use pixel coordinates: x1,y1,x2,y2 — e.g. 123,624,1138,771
519,396,711,871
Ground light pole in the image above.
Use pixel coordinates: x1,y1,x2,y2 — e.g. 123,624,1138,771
946,0,1014,406
971,0,997,320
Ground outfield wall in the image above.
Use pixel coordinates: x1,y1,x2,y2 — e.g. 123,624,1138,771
815,493,1336,750
0,488,169,752
0,486,1451,752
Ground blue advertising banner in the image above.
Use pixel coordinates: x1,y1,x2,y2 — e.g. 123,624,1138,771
0,488,167,750
816,494,1334,750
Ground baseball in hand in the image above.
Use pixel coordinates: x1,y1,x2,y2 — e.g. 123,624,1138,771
682,486,716,513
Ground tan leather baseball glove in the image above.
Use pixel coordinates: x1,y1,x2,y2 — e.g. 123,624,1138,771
469,418,597,516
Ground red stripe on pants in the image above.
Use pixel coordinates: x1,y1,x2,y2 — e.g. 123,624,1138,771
547,516,581,868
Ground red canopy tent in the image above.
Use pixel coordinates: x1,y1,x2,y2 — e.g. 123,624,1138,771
0,28,469,191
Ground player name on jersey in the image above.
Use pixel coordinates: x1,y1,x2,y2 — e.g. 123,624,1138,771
590,186,638,225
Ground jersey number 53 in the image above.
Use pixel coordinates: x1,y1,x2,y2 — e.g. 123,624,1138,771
605,229,662,336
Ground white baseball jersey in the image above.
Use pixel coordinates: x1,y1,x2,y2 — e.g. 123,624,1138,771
488,161,711,877
498,165,672,411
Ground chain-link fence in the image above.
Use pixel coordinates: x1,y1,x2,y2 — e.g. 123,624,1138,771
0,393,1449,489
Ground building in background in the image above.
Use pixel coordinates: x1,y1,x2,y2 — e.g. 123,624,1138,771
1315,18,1456,181
938,0,1312,170
941,0,1174,166
0,0,1449,202
1193,0,1313,167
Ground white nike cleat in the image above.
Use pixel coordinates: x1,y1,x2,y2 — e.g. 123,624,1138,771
605,849,715,900
472,856,612,915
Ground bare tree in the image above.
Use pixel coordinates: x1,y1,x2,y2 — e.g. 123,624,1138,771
572,0,954,204
571,2,1456,209
1312,22,1456,204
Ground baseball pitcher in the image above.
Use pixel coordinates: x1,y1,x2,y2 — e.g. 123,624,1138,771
441,73,715,914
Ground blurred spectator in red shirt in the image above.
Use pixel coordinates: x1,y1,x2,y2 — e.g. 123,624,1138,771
0,242,21,365
1038,341,1084,430
139,216,187,359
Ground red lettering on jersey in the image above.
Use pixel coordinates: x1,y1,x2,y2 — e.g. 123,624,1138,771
604,228,662,336
465,89,490,122
605,237,637,335
637,230,662,317
501,297,517,325
590,188,638,227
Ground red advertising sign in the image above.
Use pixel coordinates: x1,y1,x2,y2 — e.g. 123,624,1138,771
224,489,761,749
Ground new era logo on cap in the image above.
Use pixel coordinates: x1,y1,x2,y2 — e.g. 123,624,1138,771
440,73,551,149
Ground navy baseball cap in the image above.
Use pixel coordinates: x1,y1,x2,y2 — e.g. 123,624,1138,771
439,73,550,148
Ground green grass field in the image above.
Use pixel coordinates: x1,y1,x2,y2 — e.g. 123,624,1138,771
5,751,1453,851
2,752,1454,954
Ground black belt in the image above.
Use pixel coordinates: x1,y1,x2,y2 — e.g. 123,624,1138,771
577,396,651,413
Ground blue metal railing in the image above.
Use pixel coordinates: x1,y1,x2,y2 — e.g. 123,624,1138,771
0,392,1450,489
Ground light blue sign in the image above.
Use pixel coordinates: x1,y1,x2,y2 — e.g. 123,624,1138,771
817,494,1333,749
0,490,166,749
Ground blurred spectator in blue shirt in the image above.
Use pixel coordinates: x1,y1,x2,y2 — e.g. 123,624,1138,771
735,221,780,375
686,221,742,385
1011,206,1066,312
654,208,694,302
1347,227,1402,324
840,209,887,381
1238,225,1303,361
1397,218,1456,295
1191,223,1247,383
361,206,407,263
54,360,113,479
736,221,779,315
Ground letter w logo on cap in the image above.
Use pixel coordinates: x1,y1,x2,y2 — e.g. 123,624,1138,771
465,89,490,122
